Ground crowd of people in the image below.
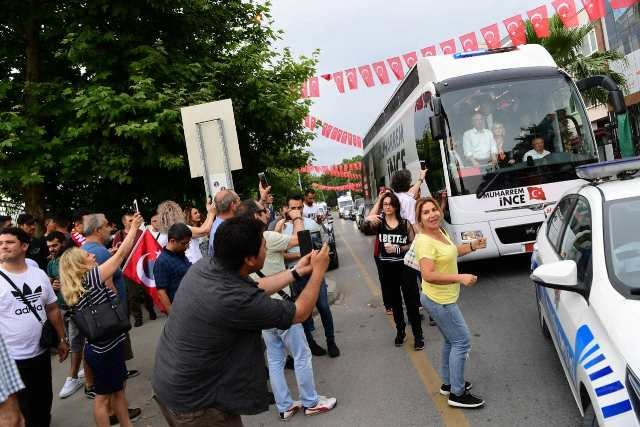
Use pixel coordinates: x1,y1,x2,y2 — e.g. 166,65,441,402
0,166,490,426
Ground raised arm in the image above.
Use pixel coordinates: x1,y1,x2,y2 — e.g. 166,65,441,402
408,169,427,198
292,245,330,323
285,209,304,249
98,213,144,282
256,253,312,295
189,200,216,237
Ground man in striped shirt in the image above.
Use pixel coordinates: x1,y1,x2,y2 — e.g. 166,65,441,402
0,331,24,427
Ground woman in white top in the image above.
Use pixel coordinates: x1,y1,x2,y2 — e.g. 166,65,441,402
156,200,215,263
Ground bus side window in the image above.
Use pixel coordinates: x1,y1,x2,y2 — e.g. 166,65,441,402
415,92,445,196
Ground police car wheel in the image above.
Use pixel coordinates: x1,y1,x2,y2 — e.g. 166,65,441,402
537,300,551,340
582,403,598,427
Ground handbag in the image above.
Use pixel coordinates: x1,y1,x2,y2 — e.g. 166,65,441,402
71,284,131,343
403,241,420,271
0,270,59,349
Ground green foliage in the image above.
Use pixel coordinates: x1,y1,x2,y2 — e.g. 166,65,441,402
525,15,627,105
0,0,316,220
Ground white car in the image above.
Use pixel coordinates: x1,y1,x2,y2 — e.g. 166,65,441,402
531,158,640,427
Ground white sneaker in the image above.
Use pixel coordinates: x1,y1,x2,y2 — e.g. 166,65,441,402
59,376,83,398
304,396,337,416
279,401,302,421
78,369,85,379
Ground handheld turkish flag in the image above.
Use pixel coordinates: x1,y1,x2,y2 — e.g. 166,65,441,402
402,51,418,68
420,45,436,57
459,32,479,52
503,15,527,46
552,0,579,28
528,5,550,38
358,65,375,87
308,76,320,97
610,0,639,9
321,123,334,138
387,56,405,80
372,61,391,84
528,187,547,201
439,39,457,55
332,71,346,94
582,0,606,21
345,68,358,90
122,230,164,310
480,23,502,49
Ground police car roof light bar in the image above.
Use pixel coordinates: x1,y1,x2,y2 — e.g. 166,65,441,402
576,157,640,181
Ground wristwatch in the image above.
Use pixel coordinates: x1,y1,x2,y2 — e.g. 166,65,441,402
290,268,302,280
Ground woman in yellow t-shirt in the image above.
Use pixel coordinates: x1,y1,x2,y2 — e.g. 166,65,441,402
414,197,487,409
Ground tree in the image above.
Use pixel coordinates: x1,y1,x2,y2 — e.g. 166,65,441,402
525,15,627,105
0,0,316,222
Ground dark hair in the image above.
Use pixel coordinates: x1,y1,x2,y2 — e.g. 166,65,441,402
390,170,412,193
47,213,69,229
0,227,30,244
213,217,264,271
46,231,67,243
17,213,36,226
381,192,403,220
286,194,303,206
72,208,90,224
236,200,261,219
0,215,10,224
168,223,192,241
304,188,316,196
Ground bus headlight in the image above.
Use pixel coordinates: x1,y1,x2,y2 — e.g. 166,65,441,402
627,366,640,421
461,231,483,241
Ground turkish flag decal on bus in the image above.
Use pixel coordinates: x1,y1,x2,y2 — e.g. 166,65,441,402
528,187,547,201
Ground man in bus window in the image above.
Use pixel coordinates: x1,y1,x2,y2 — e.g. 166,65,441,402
523,136,550,162
462,112,497,166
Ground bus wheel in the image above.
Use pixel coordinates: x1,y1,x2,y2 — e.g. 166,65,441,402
582,403,599,427
537,300,551,340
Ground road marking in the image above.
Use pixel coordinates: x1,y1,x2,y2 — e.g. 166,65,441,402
337,221,471,427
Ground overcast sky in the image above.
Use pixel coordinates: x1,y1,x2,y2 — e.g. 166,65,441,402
270,0,549,165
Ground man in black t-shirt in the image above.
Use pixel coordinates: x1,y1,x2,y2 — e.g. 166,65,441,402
17,214,49,269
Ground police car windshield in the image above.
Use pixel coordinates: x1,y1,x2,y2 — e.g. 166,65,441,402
439,74,597,196
606,197,640,295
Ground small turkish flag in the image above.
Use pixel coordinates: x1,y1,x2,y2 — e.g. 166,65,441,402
420,45,436,57
610,0,638,8
122,229,164,310
372,61,391,84
304,116,311,129
300,80,308,98
329,127,340,141
321,123,334,138
355,136,363,148
439,39,457,55
308,76,320,97
459,32,479,52
345,68,358,90
347,133,354,146
402,51,418,68
309,116,316,129
503,15,527,46
552,0,579,28
582,0,606,21
332,71,346,94
528,5,550,38
340,131,348,144
320,74,332,81
387,56,405,80
358,65,375,87
528,187,547,201
480,23,502,49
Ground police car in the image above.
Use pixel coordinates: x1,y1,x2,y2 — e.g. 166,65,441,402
531,158,640,426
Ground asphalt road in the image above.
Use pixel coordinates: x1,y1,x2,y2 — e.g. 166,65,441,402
50,218,582,426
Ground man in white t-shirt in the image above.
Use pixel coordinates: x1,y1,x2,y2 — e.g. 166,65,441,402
302,189,324,224
391,169,418,224
523,136,550,162
462,112,498,166
0,227,68,427
239,199,337,420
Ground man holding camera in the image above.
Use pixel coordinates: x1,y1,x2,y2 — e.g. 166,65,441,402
277,194,340,358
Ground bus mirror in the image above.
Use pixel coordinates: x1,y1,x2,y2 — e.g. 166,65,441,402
429,115,445,140
576,75,627,115
608,90,626,115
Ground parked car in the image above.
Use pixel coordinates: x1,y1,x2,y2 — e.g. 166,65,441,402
531,159,640,427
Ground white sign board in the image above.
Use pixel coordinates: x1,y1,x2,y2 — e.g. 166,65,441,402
180,99,242,180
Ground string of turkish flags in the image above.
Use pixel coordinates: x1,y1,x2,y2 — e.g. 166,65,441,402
303,115,363,148
299,162,362,174
313,182,363,192
298,0,637,99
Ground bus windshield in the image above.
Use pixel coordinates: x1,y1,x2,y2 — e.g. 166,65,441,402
439,74,597,197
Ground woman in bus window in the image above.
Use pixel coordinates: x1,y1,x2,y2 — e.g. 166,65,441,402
363,191,424,350
414,197,487,408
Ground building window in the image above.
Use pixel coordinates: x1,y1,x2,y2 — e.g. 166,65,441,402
580,29,598,56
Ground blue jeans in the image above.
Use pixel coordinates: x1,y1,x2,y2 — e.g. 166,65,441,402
420,293,471,396
291,277,334,341
262,324,319,412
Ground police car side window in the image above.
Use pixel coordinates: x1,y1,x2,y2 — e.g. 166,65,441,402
546,196,576,252
559,197,593,285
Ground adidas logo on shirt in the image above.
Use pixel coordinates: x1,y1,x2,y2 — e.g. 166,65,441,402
11,283,44,314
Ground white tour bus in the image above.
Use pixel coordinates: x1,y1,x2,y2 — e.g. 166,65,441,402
361,44,627,260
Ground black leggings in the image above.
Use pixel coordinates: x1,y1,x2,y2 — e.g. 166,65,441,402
377,261,423,339
16,351,52,427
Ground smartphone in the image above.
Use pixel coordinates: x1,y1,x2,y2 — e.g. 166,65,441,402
298,230,312,256
258,172,269,189
419,160,427,170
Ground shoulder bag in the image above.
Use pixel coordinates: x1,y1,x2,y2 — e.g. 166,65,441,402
0,270,59,349
71,283,131,343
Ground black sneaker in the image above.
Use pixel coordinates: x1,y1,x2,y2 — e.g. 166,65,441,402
414,337,424,351
394,331,406,347
447,390,484,408
148,310,157,320
109,408,142,425
84,386,96,399
308,339,327,356
327,339,340,358
440,381,473,396
126,370,140,379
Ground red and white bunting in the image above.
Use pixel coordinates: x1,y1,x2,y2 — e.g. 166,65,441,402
345,68,358,90
480,23,502,49
308,76,320,97
300,80,309,98
582,0,606,21
610,0,639,8
503,15,527,46
387,56,405,80
420,45,437,57
552,0,579,28
402,51,418,68
439,39,457,55
332,71,345,94
459,32,479,52
358,64,376,87
372,61,391,84
528,5,551,38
